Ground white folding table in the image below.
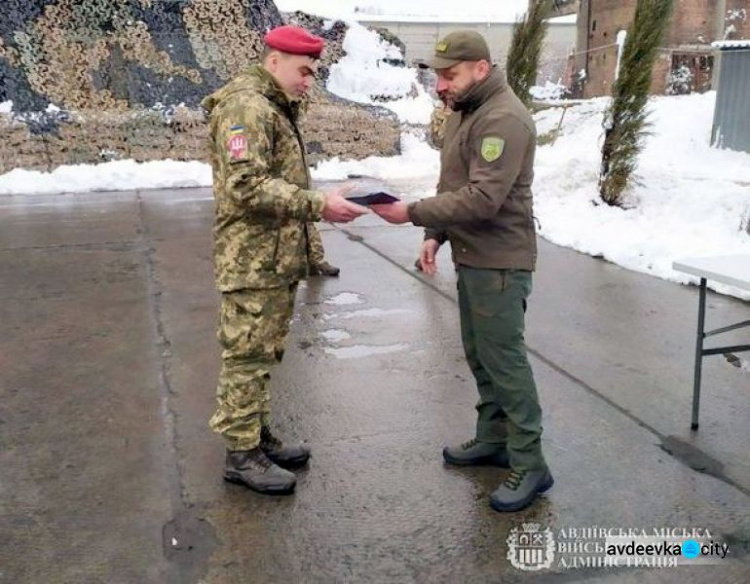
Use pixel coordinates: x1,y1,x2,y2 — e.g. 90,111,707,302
673,255,750,430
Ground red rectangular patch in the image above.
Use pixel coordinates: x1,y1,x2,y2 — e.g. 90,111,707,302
227,134,248,160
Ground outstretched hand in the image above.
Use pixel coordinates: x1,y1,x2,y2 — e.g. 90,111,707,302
322,184,368,223
370,201,410,224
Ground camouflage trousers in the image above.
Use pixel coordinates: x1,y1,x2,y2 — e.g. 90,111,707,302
210,284,298,451
308,222,325,265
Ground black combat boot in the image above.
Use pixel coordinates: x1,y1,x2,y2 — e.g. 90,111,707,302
223,447,297,495
309,261,340,277
260,426,311,468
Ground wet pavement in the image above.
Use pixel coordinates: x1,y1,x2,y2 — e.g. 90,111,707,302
1,186,750,583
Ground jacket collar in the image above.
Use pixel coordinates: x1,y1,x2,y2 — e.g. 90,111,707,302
249,64,302,120
453,67,507,113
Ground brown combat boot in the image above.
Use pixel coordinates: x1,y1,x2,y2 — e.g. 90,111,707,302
223,447,297,495
260,426,311,469
309,261,340,277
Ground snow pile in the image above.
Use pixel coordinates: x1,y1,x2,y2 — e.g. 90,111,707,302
530,81,569,101
327,23,411,99
0,159,211,195
326,21,435,124
533,92,750,298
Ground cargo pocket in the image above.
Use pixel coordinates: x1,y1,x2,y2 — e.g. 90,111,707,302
259,228,281,272
470,269,507,318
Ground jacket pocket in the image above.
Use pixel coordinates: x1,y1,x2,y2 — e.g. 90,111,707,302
254,226,281,272
269,223,307,279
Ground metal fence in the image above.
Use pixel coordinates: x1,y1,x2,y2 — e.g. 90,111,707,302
711,47,750,153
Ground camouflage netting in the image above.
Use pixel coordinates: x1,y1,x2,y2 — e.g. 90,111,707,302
0,0,401,174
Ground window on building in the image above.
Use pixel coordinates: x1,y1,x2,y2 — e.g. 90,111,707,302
668,53,715,94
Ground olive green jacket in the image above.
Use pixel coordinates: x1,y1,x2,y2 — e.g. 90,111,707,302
408,68,537,271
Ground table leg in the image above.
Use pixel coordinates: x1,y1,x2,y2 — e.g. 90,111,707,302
691,278,707,431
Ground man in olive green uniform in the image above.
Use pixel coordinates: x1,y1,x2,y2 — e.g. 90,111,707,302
372,30,552,512
202,25,366,495
415,99,452,271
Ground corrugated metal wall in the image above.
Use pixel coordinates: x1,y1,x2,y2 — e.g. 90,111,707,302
712,49,750,153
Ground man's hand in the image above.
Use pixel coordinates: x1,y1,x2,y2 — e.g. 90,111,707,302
419,238,441,275
371,201,410,224
322,184,368,223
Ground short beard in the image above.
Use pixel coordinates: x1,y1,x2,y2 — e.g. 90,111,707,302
442,79,479,110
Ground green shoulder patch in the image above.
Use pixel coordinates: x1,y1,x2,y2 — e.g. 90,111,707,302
480,136,505,162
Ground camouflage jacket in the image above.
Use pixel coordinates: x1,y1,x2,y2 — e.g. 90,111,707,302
428,102,453,149
202,65,326,291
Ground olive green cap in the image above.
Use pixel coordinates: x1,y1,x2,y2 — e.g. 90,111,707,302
423,30,492,69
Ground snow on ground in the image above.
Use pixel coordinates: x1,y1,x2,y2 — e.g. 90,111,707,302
532,92,750,299
0,159,212,195
529,81,569,101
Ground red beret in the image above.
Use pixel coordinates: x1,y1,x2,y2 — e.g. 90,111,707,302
264,25,325,59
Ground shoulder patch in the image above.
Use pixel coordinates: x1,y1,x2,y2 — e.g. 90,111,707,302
226,125,248,161
480,136,505,162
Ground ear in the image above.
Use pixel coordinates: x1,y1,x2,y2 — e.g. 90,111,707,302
265,52,278,72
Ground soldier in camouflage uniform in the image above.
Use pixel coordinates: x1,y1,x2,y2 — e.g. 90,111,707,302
308,222,341,276
428,100,453,150
202,25,366,495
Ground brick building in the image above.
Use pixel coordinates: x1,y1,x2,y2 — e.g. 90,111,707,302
572,0,750,97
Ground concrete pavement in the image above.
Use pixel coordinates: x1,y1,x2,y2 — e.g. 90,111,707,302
1,186,749,583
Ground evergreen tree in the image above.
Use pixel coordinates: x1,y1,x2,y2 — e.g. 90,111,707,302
599,0,674,206
506,0,553,107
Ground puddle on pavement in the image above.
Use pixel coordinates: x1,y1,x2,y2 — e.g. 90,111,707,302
320,329,352,342
324,343,409,359
324,292,364,306
322,308,411,321
660,435,725,478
